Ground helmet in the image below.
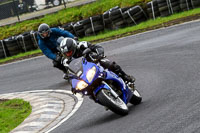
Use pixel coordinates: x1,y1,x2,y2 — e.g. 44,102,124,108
38,23,51,39
60,38,77,58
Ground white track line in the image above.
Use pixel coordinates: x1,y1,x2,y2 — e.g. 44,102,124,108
0,90,83,133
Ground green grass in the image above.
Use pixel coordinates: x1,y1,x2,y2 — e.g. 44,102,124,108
0,0,13,6
0,99,32,133
0,49,41,64
0,0,151,40
81,8,200,42
1,2,200,64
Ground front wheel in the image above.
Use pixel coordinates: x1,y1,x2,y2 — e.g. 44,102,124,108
130,89,142,105
97,89,129,116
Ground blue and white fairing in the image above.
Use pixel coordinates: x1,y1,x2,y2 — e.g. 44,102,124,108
70,58,100,87
94,69,133,104
69,57,133,104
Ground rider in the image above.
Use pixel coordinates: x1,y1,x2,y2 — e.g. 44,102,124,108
58,37,135,83
37,23,78,78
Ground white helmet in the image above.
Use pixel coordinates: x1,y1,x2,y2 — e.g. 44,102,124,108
60,38,77,58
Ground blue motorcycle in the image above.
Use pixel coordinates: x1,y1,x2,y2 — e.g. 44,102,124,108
63,49,142,116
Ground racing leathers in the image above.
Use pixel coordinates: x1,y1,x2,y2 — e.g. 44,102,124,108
37,28,75,72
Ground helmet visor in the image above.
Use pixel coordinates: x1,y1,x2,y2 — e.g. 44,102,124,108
40,31,49,38
65,50,73,57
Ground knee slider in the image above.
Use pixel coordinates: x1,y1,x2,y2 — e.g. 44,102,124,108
53,60,59,67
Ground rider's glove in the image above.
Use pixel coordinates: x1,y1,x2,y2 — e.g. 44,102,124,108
54,54,62,64
89,52,99,60
90,52,98,57
90,52,104,60
97,54,104,60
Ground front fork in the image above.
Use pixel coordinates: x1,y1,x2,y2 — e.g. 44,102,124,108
94,81,119,99
94,81,131,104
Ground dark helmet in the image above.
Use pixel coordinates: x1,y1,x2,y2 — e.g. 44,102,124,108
38,23,51,39
60,38,77,58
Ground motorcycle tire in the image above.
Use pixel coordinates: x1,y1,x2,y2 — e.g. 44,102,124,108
51,0,61,6
130,89,142,105
97,89,129,116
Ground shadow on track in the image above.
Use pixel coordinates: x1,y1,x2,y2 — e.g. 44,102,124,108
44,80,70,90
74,112,122,131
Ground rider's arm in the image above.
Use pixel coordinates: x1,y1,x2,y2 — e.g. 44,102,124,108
38,40,57,60
52,28,75,38
77,41,104,56
89,43,104,56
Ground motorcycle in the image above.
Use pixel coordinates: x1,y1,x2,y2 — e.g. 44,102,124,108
62,48,142,116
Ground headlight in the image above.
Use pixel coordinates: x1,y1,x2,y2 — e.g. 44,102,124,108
76,80,88,90
86,66,96,83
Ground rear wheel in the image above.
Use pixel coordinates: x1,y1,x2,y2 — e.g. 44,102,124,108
130,89,142,105
97,89,129,116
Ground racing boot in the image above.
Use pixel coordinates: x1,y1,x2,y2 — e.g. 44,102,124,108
62,67,69,80
122,74,136,89
117,68,135,83
109,61,135,83
63,73,69,80
122,74,135,83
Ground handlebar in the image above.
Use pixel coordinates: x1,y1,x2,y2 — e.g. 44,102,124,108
88,53,106,62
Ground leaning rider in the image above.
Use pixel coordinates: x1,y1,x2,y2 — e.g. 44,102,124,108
37,23,78,79
58,37,135,83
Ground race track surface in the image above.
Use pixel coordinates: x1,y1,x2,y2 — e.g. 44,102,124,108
1,20,200,133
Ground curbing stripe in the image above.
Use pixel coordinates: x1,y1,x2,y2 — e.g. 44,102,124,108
19,122,47,128
0,90,84,133
45,92,83,133
32,108,61,115
14,131,34,133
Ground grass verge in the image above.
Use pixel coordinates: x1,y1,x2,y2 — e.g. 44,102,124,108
0,49,42,64
0,0,149,40
0,99,32,133
1,8,200,65
81,8,200,42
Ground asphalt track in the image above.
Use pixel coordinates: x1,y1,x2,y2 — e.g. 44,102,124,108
1,20,200,133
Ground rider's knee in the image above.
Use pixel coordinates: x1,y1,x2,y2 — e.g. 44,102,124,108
52,60,59,67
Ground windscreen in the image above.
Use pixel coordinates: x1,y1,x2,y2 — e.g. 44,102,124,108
68,57,83,75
